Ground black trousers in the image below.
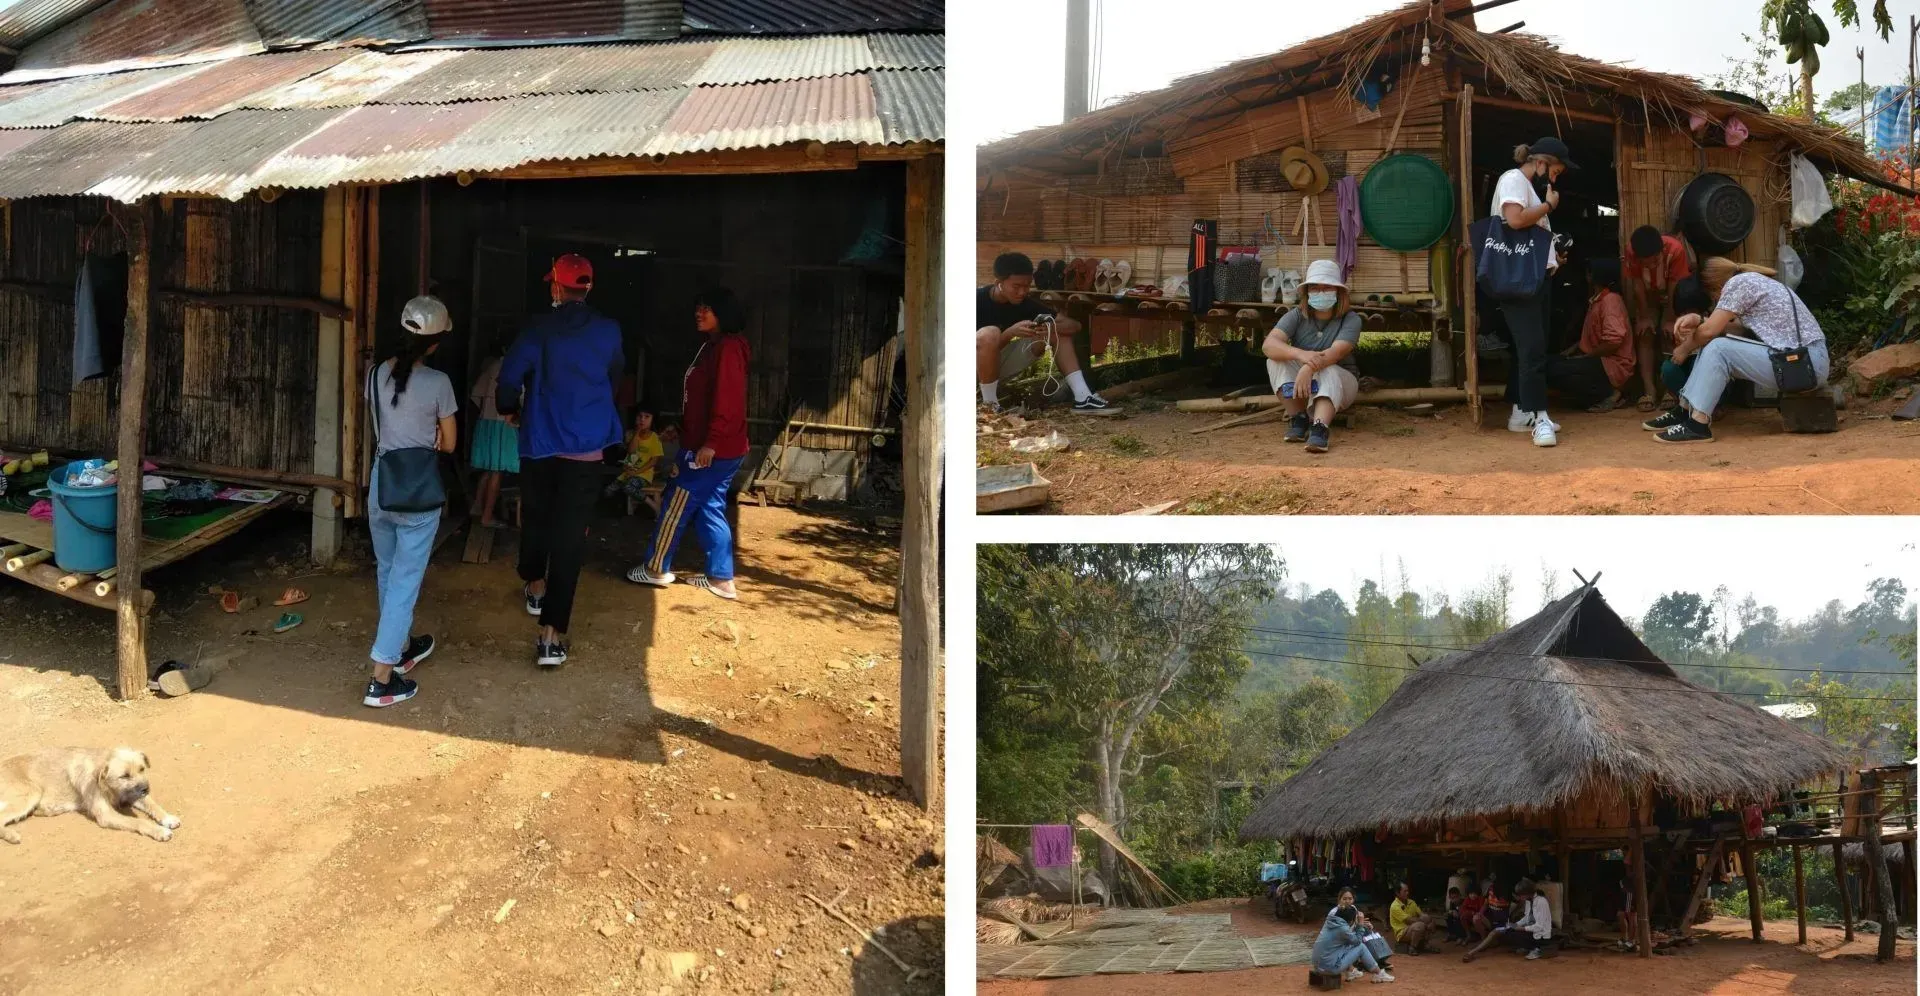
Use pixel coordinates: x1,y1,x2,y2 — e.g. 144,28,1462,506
1545,354,1616,409
517,456,601,634
1500,281,1552,413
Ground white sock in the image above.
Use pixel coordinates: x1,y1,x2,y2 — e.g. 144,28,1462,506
980,380,999,405
1065,369,1091,402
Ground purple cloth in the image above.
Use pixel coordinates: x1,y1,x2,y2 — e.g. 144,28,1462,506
1032,824,1074,868
1335,175,1361,284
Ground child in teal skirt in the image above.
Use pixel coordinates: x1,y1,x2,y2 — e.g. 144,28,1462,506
470,351,519,527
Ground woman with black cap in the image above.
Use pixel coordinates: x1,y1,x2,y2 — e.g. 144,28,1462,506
1492,136,1576,447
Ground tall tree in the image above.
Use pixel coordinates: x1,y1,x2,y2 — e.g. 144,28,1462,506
1769,0,1894,121
1642,591,1717,666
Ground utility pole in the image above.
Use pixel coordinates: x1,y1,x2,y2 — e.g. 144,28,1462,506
1065,0,1091,122
1909,15,1917,187
1858,47,1867,146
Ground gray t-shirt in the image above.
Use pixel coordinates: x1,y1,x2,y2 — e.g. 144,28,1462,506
369,359,458,456
1715,271,1823,351
1275,308,1363,372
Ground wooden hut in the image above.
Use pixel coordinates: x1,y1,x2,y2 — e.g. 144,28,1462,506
1238,581,1915,954
977,0,1907,422
0,0,944,804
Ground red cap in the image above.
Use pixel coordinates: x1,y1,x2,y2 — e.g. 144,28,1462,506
545,253,593,289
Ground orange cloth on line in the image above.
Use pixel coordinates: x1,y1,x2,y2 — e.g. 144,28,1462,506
1580,289,1636,388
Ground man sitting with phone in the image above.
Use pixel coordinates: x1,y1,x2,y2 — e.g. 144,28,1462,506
976,251,1113,414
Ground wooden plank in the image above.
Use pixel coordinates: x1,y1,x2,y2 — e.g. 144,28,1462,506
1680,838,1726,938
160,289,349,320
483,145,861,180
113,199,155,701
1471,93,1616,124
14,560,150,613
898,155,942,810
1793,844,1807,944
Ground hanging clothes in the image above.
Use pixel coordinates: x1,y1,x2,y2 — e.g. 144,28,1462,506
1335,175,1361,283
1871,84,1915,156
1031,825,1073,868
72,253,128,387
1354,839,1374,882
1187,219,1218,313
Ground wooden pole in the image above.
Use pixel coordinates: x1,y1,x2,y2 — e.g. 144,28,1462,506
1629,798,1652,957
1834,838,1855,941
311,187,346,564
898,155,943,810
417,179,431,295
1456,85,1481,428
1680,838,1726,938
1864,771,1900,961
340,186,364,519
360,186,380,504
112,198,156,701
1792,844,1807,945
1740,837,1764,943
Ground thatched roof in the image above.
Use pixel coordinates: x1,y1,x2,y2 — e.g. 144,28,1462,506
982,0,1899,192
1239,583,1849,841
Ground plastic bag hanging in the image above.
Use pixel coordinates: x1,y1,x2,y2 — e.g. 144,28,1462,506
1788,153,1833,229
1776,227,1805,290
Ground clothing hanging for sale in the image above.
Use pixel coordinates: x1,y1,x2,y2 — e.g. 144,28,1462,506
1188,219,1218,313
1031,824,1073,868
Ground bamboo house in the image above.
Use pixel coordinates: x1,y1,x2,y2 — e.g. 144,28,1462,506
976,0,1909,422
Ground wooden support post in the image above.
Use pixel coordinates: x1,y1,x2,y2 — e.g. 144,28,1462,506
898,155,942,810
1834,839,1854,941
360,187,380,502
112,199,156,701
1651,829,1692,918
1740,838,1764,943
1680,838,1726,938
311,187,346,565
1629,799,1652,957
1792,844,1807,945
1180,316,1196,364
1864,771,1900,961
417,179,431,295
1554,805,1571,924
340,186,364,519
1455,86,1481,427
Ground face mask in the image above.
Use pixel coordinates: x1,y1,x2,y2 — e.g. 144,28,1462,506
1531,171,1551,195
1307,291,1339,311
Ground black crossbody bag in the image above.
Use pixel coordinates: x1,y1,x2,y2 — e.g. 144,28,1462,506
1768,283,1819,396
367,362,447,512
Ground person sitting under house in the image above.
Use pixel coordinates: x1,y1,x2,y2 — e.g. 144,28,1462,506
1545,258,1635,413
975,252,1112,414
1623,225,1694,411
1647,257,1830,443
1314,903,1397,984
1475,875,1509,937
604,409,666,515
1389,881,1443,954
1463,878,1553,962
1442,886,1467,944
1456,886,1487,944
1616,865,1640,952
1262,258,1362,454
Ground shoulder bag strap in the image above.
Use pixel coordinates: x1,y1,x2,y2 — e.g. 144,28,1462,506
366,362,382,443
1781,281,1803,349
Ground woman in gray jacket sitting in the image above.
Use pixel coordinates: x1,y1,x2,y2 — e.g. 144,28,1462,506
1313,904,1397,984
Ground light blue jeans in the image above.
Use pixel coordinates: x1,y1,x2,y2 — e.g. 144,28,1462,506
1679,336,1830,419
367,464,441,666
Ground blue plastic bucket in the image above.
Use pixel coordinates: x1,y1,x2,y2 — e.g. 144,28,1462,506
46,463,118,573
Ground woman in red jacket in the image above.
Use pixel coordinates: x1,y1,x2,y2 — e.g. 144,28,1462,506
1546,258,1635,413
627,288,750,600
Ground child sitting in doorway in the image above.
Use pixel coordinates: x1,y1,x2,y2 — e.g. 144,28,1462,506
605,409,667,514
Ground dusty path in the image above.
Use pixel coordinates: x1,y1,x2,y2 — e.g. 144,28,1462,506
979,903,1914,995
0,506,942,995
983,393,1920,515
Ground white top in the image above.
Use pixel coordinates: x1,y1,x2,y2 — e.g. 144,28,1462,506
1508,893,1553,940
1715,271,1824,351
1492,167,1550,233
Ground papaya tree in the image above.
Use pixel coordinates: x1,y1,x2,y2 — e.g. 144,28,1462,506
1770,0,1894,122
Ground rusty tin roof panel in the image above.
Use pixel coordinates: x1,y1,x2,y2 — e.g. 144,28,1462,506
680,0,941,34
5,0,265,83
243,0,431,49
687,35,874,86
0,0,116,50
421,0,680,45
237,49,465,108
870,69,940,144
0,128,53,160
867,32,941,70
0,118,196,196
0,62,215,127
91,49,351,121
649,73,879,153
86,106,341,199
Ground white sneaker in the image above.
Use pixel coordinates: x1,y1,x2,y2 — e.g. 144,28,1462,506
1345,968,1366,981
1532,419,1558,447
1371,970,1396,982
1507,407,1534,432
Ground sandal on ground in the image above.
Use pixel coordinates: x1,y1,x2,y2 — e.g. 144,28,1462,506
274,586,309,606
625,565,676,587
1635,397,1658,413
1586,392,1623,414
272,612,303,634
220,590,241,613
688,575,738,601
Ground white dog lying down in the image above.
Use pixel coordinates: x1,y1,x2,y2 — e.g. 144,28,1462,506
0,747,182,844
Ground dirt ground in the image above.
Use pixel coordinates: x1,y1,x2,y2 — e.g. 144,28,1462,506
981,391,1920,515
0,504,943,995
978,901,1915,995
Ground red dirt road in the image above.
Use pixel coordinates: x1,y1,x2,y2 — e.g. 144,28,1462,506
979,905,1914,995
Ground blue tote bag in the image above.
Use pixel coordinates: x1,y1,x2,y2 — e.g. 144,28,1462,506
1473,216,1551,301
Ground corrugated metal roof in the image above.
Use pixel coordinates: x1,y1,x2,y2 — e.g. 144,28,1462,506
870,69,940,144
241,0,430,49
87,105,337,199
4,0,266,83
91,48,348,121
237,49,465,108
867,32,941,70
681,0,941,34
0,62,214,128
421,0,680,45
0,0,114,49
650,73,879,153
0,127,51,159
0,118,194,196
687,35,873,86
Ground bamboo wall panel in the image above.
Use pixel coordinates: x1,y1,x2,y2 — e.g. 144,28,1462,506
1167,67,1448,177
1616,127,1786,269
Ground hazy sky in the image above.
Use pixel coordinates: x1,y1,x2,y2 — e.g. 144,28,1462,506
964,0,1919,141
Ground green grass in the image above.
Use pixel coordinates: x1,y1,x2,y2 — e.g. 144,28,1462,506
1176,482,1310,515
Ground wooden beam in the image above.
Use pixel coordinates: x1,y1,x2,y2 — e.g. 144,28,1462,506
311,187,346,565
159,289,349,321
1793,844,1807,945
1834,838,1855,941
1680,838,1726,938
13,560,151,613
341,186,364,519
1469,92,1618,125
898,155,942,810
112,199,156,701
481,144,861,181
1629,799,1652,957
1457,85,1480,427
1740,838,1765,943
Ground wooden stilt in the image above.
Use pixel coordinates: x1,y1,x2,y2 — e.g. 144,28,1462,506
897,155,942,810
1864,771,1899,962
1834,840,1854,941
1793,844,1807,944
1629,799,1652,957
340,186,364,519
1740,839,1764,943
113,198,156,701
1680,838,1726,938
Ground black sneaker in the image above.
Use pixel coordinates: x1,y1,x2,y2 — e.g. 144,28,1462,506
535,640,568,668
392,634,435,676
1283,412,1310,443
1653,418,1713,443
1072,394,1117,415
523,584,543,617
1304,421,1331,454
1642,406,1688,431
362,674,417,708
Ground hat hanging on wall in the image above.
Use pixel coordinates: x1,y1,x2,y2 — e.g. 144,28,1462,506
1278,147,1330,196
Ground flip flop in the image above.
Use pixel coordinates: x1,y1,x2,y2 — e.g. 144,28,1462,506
272,612,303,634
274,587,309,607
688,575,738,601
1635,398,1658,412
220,591,241,614
152,660,216,697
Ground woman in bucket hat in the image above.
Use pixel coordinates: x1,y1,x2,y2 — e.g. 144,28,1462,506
1260,258,1362,454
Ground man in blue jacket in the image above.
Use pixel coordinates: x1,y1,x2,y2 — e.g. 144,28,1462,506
496,253,624,668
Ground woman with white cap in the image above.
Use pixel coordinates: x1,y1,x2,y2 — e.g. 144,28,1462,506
1261,258,1362,454
360,295,458,708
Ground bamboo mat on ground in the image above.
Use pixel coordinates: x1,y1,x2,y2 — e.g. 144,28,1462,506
978,911,1311,978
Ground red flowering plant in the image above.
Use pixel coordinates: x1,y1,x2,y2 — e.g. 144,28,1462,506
1797,152,1920,354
